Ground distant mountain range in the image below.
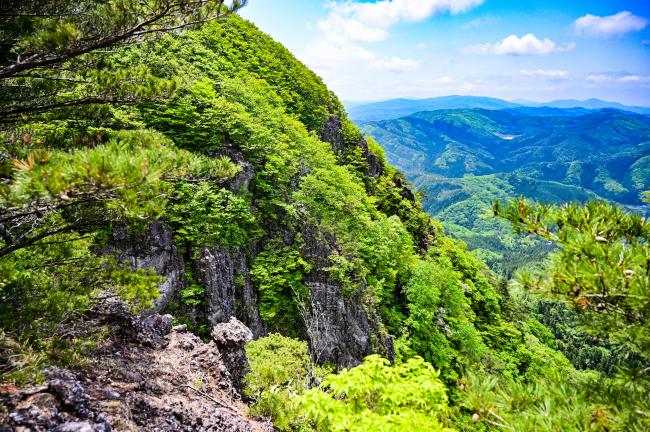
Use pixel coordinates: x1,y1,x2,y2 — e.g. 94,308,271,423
359,107,650,273
346,95,650,122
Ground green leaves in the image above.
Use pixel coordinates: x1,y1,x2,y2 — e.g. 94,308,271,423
4,129,239,220
245,334,326,431
300,355,453,432
495,196,650,383
251,243,312,334
166,182,258,253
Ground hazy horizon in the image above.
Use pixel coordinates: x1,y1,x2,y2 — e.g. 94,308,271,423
341,94,650,106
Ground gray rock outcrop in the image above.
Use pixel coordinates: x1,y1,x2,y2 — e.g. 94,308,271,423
212,318,254,395
305,282,393,368
195,247,265,337
103,222,185,313
298,224,394,368
0,302,272,432
320,114,384,177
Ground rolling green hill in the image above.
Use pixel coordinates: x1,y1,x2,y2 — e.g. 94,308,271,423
360,108,650,273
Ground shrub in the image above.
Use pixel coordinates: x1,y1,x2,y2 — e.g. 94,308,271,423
300,355,454,432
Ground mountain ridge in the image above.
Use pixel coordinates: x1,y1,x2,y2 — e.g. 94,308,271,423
347,95,650,122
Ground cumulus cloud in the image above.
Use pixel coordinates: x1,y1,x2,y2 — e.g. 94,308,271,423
414,76,455,86
368,56,421,72
586,73,650,83
318,0,484,43
307,0,482,75
304,40,420,74
463,34,575,55
520,69,569,78
304,39,375,69
574,11,648,37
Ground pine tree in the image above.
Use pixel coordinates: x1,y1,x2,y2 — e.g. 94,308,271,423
0,0,247,120
493,195,650,382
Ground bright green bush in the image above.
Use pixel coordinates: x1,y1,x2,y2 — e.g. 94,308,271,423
245,334,328,431
250,244,312,335
300,355,454,432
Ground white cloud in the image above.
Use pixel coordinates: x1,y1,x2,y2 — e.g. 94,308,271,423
574,11,648,37
463,34,575,55
618,75,650,83
368,56,421,72
586,73,650,83
462,16,499,29
319,0,484,43
303,39,375,69
585,73,613,83
520,69,569,78
416,42,427,50
306,0,482,77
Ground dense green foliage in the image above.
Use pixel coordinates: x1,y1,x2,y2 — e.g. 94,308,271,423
450,195,650,431
245,334,330,431
167,182,258,254
494,197,650,383
300,355,453,432
0,0,247,120
247,335,454,432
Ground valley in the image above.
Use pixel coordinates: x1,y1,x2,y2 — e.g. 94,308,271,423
357,102,650,272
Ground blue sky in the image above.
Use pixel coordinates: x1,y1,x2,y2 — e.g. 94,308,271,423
240,0,650,105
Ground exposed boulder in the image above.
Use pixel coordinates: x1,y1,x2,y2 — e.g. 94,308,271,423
211,146,255,194
320,114,384,177
85,299,172,348
305,282,393,368
46,368,92,419
196,247,237,326
212,318,254,396
298,225,394,368
320,114,345,152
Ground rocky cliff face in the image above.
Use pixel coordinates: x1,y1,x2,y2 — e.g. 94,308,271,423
320,115,384,177
305,282,394,367
103,222,185,312
100,128,393,371
195,247,265,338
298,224,394,368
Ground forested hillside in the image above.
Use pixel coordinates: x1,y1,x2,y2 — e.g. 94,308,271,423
361,108,650,272
0,4,648,431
